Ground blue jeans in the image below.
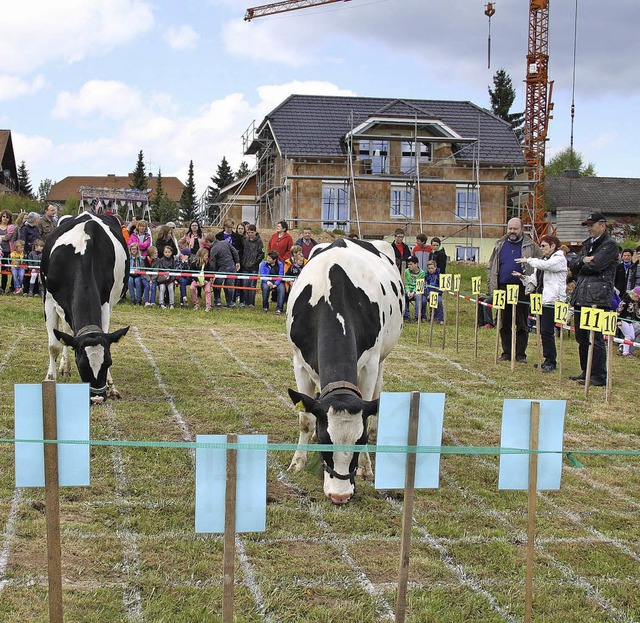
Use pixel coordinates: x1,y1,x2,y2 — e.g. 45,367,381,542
11,267,25,291
128,276,143,303
405,293,427,319
213,277,235,306
261,281,285,311
426,289,444,321
142,278,156,304
240,275,258,306
177,276,189,301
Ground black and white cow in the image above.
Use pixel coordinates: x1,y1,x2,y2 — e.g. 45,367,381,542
41,213,130,404
286,237,404,504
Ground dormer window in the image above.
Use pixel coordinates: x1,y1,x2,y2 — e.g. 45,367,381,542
400,141,431,174
358,140,389,174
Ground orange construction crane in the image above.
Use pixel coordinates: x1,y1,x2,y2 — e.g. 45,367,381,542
245,0,352,21
245,0,554,238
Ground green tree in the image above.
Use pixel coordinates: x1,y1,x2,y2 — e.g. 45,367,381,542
129,150,147,190
17,161,34,198
235,161,251,179
37,178,54,202
150,169,180,224
179,160,198,222
488,69,524,139
211,156,235,190
545,147,596,177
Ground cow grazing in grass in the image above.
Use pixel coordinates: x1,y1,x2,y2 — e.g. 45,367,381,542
286,237,404,504
41,213,130,404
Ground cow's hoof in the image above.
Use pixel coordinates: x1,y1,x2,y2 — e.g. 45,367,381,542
287,459,306,473
90,396,105,405
357,467,374,482
107,389,122,400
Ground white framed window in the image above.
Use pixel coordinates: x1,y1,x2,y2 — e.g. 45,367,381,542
456,247,479,262
358,139,389,174
390,184,414,219
400,141,431,173
456,185,479,220
322,183,349,230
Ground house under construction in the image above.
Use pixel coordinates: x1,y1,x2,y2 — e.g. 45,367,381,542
235,95,529,262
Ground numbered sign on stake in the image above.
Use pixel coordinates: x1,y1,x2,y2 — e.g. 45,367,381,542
195,434,267,533
506,284,519,305
492,289,506,310
453,274,461,292
439,274,452,291
429,291,438,308
498,399,566,490
602,311,618,336
415,278,425,295
471,276,481,295
554,302,569,325
375,393,445,490
14,384,90,487
579,308,603,332
530,293,542,315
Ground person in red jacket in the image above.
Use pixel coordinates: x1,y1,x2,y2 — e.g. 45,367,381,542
268,220,293,263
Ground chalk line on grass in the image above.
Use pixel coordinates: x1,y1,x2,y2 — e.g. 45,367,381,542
104,403,144,623
0,489,22,593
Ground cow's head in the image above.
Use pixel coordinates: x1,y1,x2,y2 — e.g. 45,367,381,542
288,386,379,504
53,325,129,404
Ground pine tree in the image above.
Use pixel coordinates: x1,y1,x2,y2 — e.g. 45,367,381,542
235,161,251,179
179,160,198,222
545,147,596,177
17,161,34,198
211,156,235,191
150,169,165,222
129,150,147,190
38,178,54,202
488,69,524,139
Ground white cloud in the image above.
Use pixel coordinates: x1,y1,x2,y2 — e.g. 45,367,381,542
0,75,45,101
164,25,200,50
53,80,144,120
0,0,155,73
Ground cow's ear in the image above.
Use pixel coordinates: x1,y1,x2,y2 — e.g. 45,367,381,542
53,329,77,349
107,326,129,344
288,388,318,414
361,399,379,420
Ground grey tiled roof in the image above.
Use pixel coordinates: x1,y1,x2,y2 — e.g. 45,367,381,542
546,176,640,216
259,95,525,166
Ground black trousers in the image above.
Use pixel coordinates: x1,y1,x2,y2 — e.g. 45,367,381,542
499,283,529,359
573,306,607,381
540,305,557,367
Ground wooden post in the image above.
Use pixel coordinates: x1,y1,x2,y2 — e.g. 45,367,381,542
395,391,420,623
536,316,543,375
42,380,64,623
222,433,238,623
605,335,613,404
524,401,540,623
416,297,422,344
455,290,461,353
558,321,564,386
510,301,517,371
494,308,503,365
428,308,434,347
585,329,595,399
474,298,480,359
441,291,446,350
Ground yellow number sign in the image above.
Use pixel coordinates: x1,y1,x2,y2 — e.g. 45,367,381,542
492,289,506,310
602,311,618,336
415,278,425,295
506,284,519,305
579,308,604,332
429,291,439,308
439,274,452,291
530,293,542,315
453,274,461,292
554,302,569,325
471,276,481,295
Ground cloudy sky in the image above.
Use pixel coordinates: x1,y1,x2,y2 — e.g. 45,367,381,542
2,0,638,197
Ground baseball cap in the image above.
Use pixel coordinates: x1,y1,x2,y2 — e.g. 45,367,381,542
581,212,606,226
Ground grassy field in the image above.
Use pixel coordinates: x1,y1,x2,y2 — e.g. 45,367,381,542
0,271,638,623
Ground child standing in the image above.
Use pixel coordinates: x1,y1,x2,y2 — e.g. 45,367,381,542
128,243,145,304
142,246,158,307
176,249,192,307
25,239,44,296
424,260,444,323
404,255,427,321
190,248,212,311
10,240,26,294
157,245,176,309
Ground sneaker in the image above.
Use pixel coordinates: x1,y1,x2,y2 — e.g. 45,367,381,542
542,364,556,373
215,302,222,308
499,354,511,361
23,291,29,296
145,302,152,307
482,323,495,329
276,309,282,315
240,303,245,308
247,304,255,308
263,308,269,313
0,288,4,295
205,306,211,312
569,373,585,381
578,377,606,387
160,304,166,309
516,356,527,364
169,304,174,309
182,296,188,305
14,288,21,295
194,304,200,310
227,303,236,308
